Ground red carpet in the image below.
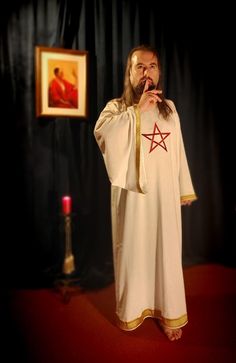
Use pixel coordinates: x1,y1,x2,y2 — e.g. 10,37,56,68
3,264,236,363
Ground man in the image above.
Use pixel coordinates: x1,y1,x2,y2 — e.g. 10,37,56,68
94,45,197,341
48,67,78,108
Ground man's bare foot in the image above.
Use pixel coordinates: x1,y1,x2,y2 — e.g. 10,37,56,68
159,321,182,341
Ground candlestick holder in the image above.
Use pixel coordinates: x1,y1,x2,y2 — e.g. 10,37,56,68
62,213,75,275
54,212,81,303
54,209,81,303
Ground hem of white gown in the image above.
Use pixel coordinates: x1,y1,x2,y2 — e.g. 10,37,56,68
116,309,188,331
180,193,197,202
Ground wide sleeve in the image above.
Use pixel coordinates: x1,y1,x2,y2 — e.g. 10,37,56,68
94,100,147,193
168,99,197,203
179,130,197,202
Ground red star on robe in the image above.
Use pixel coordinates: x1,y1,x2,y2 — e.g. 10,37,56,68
142,122,171,153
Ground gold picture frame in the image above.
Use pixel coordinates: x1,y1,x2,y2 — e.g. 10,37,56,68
35,46,88,118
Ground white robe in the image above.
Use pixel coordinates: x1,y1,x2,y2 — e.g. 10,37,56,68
94,99,197,330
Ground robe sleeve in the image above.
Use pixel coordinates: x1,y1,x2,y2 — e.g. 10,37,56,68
179,131,197,202
169,100,197,203
94,100,147,193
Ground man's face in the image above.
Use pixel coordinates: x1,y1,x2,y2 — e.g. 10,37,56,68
129,50,160,96
59,70,64,79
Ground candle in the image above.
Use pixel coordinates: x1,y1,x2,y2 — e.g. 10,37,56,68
62,196,72,215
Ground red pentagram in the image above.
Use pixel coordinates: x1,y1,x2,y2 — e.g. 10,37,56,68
142,122,171,153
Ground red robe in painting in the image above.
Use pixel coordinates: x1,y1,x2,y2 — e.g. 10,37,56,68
48,78,78,108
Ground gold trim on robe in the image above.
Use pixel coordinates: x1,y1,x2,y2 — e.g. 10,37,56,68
181,194,197,202
134,105,142,193
117,309,188,331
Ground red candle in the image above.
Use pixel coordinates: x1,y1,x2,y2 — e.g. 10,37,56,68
62,196,72,215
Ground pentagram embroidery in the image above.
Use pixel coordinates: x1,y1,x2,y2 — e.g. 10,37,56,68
142,122,171,153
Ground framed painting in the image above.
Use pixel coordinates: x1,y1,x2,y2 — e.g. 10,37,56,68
35,46,88,118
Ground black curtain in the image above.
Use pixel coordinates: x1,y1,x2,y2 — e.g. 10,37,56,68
1,0,235,288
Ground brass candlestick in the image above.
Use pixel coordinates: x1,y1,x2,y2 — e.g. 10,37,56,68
63,213,75,275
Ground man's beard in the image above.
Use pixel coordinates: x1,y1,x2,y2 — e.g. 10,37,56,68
133,78,156,98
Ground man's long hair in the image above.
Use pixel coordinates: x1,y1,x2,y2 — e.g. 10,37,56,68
120,45,172,119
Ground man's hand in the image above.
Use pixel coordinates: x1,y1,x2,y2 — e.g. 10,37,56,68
181,200,193,206
138,79,162,113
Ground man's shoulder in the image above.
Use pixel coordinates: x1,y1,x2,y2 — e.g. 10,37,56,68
165,98,176,111
105,98,127,112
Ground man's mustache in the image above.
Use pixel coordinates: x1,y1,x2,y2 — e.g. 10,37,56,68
139,77,153,86
134,78,155,95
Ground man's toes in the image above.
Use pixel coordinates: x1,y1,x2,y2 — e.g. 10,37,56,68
174,329,182,340
159,321,183,341
167,331,175,341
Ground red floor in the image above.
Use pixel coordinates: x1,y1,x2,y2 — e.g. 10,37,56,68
3,264,236,363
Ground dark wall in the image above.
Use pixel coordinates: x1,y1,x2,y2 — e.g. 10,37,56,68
1,0,235,287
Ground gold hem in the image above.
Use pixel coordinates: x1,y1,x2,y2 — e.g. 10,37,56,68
116,308,188,331
181,194,197,202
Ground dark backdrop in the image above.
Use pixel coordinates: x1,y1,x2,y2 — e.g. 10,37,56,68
1,0,235,288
